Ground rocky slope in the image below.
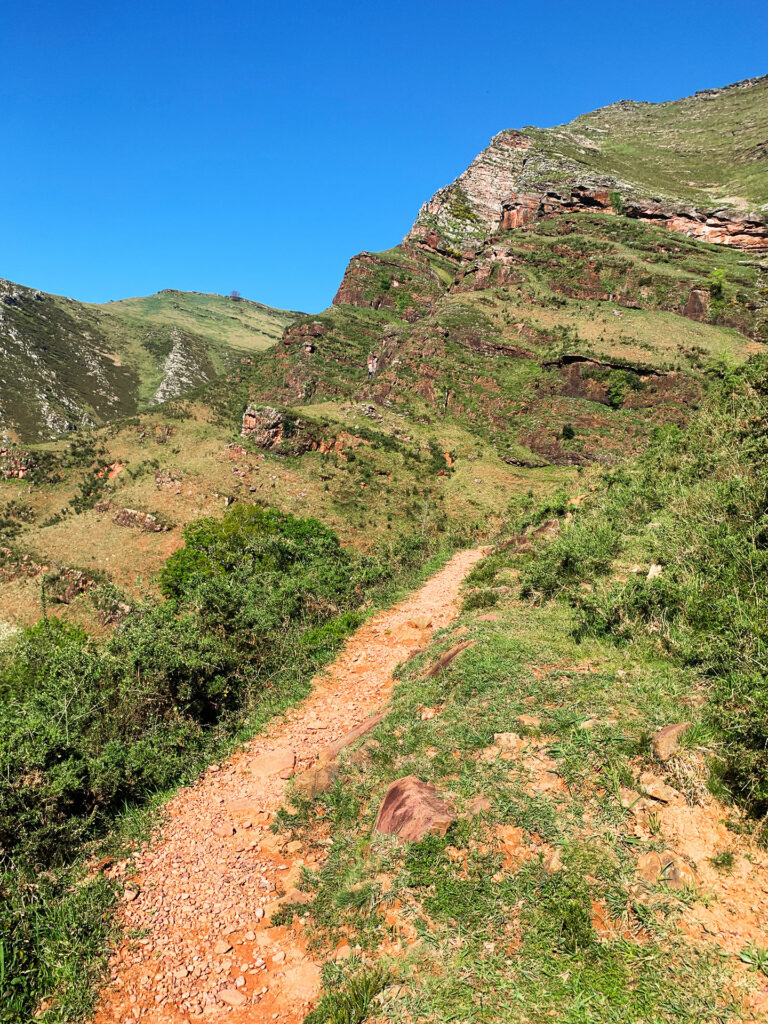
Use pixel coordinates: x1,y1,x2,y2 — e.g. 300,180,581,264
1,75,766,630
0,282,302,441
409,75,768,254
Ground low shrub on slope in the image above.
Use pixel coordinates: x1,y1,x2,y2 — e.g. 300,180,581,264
519,355,768,817
0,503,445,1022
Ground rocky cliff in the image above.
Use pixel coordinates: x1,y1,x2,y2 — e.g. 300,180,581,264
408,75,768,253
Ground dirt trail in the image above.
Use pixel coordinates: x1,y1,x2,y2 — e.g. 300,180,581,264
93,546,487,1024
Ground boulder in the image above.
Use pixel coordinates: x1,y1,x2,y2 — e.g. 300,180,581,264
682,287,710,321
651,722,691,761
374,775,456,842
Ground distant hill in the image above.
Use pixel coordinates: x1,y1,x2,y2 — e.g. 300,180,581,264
0,283,303,441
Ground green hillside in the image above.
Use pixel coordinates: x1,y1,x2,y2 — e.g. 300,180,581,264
0,282,302,442
525,75,768,209
1,74,768,1024
411,75,768,251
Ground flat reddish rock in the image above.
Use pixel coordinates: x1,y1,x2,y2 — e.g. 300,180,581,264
374,775,456,842
248,748,296,779
651,722,691,761
219,987,247,1007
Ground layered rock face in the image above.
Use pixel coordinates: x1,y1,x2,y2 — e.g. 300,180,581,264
407,75,768,254
499,189,768,251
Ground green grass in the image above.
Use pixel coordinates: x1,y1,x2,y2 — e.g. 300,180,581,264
277,588,747,1022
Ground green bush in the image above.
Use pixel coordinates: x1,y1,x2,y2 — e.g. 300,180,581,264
0,504,454,1020
517,356,768,816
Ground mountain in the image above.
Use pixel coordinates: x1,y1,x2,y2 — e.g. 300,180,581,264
1,76,766,626
3,74,768,1024
409,74,768,253
0,282,303,441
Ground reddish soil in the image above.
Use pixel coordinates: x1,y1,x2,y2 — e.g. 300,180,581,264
92,547,488,1024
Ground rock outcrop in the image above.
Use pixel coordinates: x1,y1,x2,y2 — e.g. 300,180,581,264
241,405,285,446
499,189,768,251
241,405,323,455
111,508,168,532
374,775,456,842
0,447,34,480
407,76,768,254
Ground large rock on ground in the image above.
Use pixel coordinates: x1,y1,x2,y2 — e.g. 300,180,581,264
374,775,456,842
651,722,691,761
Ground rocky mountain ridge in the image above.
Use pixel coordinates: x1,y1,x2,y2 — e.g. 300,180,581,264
408,75,768,254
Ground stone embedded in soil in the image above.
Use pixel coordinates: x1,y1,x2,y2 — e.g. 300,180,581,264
374,775,456,842
637,850,696,888
219,987,248,1007
517,714,541,729
292,761,338,799
651,722,691,761
212,823,235,837
214,940,233,955
639,772,681,804
248,748,296,779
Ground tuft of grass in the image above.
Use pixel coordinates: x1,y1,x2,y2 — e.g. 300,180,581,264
304,968,389,1024
709,850,735,873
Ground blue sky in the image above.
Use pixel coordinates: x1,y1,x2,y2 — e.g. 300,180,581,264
2,0,766,313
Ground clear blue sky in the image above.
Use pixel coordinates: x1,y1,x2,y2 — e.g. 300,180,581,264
2,1,766,313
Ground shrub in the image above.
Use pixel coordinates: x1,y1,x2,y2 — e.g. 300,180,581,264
519,356,768,816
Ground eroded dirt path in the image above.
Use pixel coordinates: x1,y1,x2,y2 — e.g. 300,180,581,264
93,546,487,1024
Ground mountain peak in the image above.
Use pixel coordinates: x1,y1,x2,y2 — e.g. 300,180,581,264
408,75,768,253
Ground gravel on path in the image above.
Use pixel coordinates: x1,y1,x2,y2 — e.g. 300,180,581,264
92,546,488,1024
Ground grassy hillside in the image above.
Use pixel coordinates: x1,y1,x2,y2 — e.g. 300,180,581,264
525,74,768,209
1,75,767,1024
273,357,768,1024
0,282,302,442
1,212,765,635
